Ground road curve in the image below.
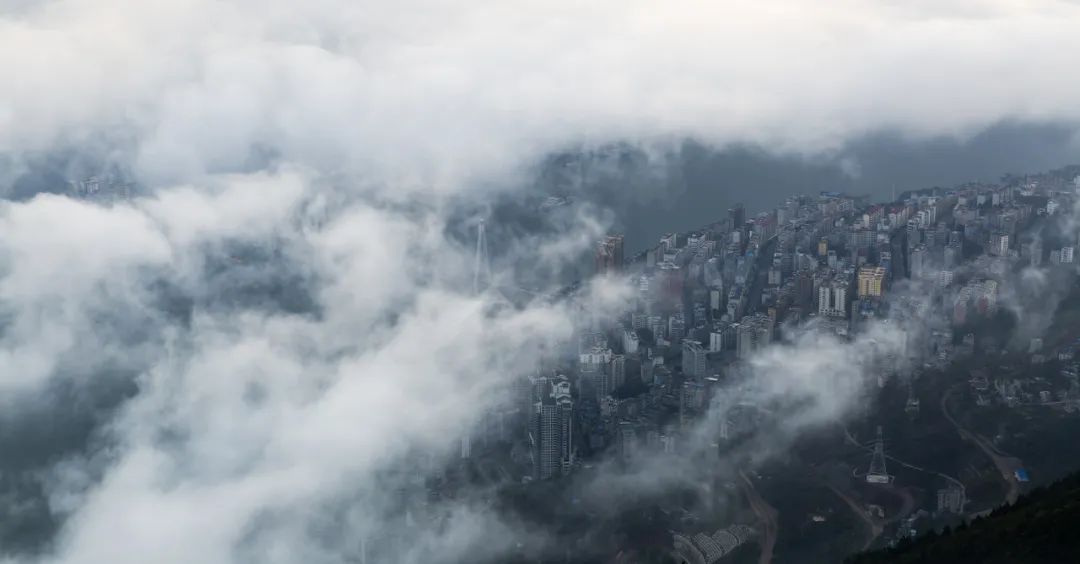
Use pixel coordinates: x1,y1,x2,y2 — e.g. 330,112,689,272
739,471,779,564
828,485,883,552
941,386,1023,505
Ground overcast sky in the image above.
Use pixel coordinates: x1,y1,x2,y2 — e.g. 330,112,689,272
3,0,1080,188
607,122,1080,250
1,1,1080,562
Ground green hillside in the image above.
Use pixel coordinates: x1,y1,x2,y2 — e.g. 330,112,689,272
846,472,1080,564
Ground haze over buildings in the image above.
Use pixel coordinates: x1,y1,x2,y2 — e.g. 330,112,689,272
1,1,1080,564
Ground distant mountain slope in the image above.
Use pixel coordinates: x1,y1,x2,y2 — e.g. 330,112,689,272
846,472,1080,564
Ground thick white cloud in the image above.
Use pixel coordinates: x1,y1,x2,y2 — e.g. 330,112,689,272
0,196,171,393
2,0,1080,188
0,174,587,563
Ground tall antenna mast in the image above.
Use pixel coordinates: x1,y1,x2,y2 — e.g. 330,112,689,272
473,218,491,294
866,426,892,484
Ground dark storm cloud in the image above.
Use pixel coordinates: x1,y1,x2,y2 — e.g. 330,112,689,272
565,123,1079,252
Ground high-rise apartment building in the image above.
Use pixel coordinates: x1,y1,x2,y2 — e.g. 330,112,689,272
857,266,886,298
682,339,708,378
909,245,928,279
944,241,962,268
988,231,1010,257
594,234,625,275
818,276,849,317
736,314,773,359
728,204,745,230
530,378,574,480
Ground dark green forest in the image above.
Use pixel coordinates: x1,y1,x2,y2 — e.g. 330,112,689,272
847,471,1080,564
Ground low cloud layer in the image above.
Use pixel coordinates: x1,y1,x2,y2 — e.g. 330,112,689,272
1,174,604,563
3,0,1080,189
2,1,1080,563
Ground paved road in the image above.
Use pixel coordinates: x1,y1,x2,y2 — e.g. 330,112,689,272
740,471,778,564
941,386,1024,505
828,485,883,552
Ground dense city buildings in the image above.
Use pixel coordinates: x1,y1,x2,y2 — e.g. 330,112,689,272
561,169,1080,495
491,167,1080,560
321,164,1080,564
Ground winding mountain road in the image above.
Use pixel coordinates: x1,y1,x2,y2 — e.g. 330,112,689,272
828,485,883,552
739,471,778,564
941,386,1023,505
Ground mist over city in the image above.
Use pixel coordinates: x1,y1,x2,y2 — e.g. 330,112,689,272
2,2,1080,563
